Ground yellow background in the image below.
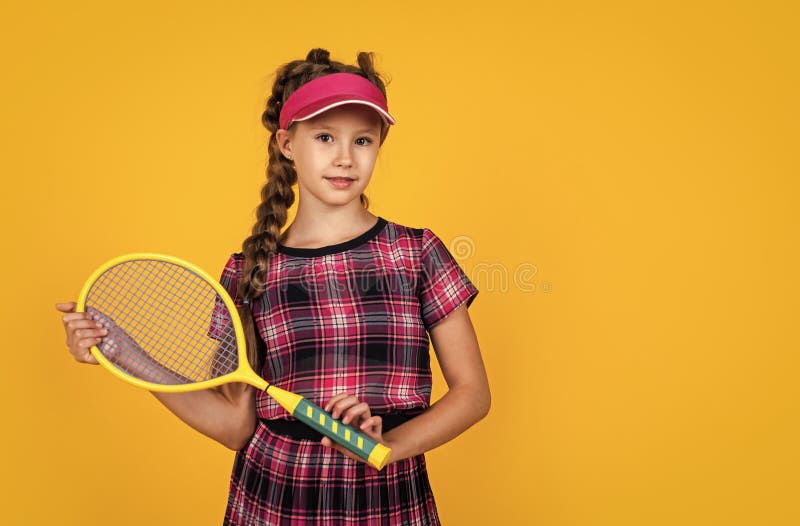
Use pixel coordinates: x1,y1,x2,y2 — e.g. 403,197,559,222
2,1,798,524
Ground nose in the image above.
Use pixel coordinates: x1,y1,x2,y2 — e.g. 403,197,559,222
334,145,353,167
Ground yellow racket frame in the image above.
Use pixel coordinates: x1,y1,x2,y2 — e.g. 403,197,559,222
76,252,270,394
75,252,392,470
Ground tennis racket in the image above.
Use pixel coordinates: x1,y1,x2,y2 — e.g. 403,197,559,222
76,252,391,470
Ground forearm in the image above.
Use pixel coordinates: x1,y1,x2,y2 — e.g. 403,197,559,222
383,383,491,464
149,384,256,450
114,354,188,385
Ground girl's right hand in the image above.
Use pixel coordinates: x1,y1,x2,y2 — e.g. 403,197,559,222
56,301,108,365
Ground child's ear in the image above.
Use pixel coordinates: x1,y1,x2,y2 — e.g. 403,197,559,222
274,128,292,156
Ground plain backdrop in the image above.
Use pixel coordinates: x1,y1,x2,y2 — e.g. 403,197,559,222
2,1,798,525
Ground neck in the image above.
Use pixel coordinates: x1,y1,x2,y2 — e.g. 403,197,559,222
282,204,378,249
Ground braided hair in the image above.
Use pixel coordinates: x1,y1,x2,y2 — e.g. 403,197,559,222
237,48,391,373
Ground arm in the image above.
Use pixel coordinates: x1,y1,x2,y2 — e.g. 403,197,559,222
114,331,257,450
90,306,258,450
59,301,257,451
321,302,490,465
382,303,490,463
150,382,257,451
142,330,257,450
88,305,191,386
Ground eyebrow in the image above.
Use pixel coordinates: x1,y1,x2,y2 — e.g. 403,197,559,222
310,125,379,134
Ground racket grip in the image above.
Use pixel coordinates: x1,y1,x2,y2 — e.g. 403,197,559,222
293,398,392,470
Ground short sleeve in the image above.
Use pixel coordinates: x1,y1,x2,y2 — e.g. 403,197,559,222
207,253,244,341
417,228,479,331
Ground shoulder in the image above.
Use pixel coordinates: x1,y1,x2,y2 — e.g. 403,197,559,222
380,218,437,252
218,252,246,280
224,252,246,268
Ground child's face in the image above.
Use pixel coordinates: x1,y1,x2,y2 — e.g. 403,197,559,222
283,104,383,207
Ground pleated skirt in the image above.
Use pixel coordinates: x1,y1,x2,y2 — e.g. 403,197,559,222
223,420,441,525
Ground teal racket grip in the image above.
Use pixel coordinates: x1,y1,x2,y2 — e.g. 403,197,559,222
293,398,392,470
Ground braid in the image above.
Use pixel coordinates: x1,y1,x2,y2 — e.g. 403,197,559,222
237,48,390,372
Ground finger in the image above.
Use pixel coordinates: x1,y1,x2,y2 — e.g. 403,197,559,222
67,325,108,344
64,320,104,338
359,415,383,437
63,317,104,335
341,402,371,425
62,312,95,325
328,395,361,419
78,335,104,350
76,346,100,365
324,392,354,413
55,302,76,313
70,326,109,342
66,335,101,365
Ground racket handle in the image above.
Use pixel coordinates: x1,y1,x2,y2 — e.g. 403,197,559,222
293,398,392,470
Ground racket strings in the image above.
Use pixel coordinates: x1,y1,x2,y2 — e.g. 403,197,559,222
85,259,240,385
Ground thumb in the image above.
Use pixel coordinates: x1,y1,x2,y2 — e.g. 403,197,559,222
321,436,359,462
321,437,343,454
55,302,76,313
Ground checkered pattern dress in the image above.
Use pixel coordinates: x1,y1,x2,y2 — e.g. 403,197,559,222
212,216,479,525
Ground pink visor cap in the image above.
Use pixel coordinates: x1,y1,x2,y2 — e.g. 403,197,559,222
279,72,396,142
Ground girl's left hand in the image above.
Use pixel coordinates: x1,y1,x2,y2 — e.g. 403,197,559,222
320,393,386,463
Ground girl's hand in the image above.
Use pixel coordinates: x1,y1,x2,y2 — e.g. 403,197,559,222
320,393,386,464
56,301,108,365
57,302,185,384
86,305,187,385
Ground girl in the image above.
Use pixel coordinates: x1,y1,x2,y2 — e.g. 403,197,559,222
57,47,490,525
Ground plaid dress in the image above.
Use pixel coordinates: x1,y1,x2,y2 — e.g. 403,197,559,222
212,216,479,525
